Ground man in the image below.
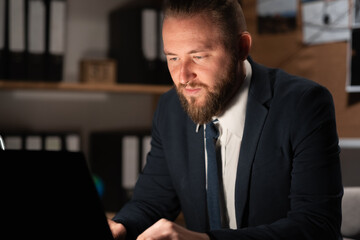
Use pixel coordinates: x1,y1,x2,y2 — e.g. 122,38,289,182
108,0,343,239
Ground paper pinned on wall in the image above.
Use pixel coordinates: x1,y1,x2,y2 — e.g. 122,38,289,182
301,0,352,45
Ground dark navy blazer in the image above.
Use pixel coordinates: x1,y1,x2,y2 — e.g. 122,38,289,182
114,59,343,240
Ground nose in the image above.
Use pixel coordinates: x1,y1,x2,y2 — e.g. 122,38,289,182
179,60,196,85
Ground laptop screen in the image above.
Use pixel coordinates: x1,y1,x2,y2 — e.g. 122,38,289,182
1,150,114,239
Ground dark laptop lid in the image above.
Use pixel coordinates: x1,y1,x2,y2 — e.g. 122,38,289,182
1,150,114,240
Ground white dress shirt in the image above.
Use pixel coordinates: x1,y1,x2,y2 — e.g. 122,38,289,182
202,60,252,229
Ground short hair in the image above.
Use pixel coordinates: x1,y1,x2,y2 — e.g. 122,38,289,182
162,0,247,49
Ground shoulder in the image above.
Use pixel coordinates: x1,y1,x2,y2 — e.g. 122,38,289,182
156,87,183,113
249,59,333,105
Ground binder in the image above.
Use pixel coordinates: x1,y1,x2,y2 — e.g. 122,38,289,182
0,0,6,79
89,129,151,212
8,0,27,80
109,5,172,85
157,9,172,85
142,9,157,62
44,135,62,151
109,7,146,84
121,136,140,189
141,8,158,84
45,0,66,82
89,131,129,212
27,0,46,81
65,134,81,152
4,135,23,150
25,135,42,150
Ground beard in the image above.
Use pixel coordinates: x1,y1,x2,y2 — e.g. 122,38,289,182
175,58,239,125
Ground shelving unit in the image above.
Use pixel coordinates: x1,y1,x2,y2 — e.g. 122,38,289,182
0,80,172,94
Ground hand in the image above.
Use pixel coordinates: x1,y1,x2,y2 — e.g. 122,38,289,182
107,219,127,240
137,218,210,240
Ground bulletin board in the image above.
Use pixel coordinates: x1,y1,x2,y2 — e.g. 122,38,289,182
241,0,360,138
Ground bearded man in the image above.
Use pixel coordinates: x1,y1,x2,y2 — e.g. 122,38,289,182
107,0,343,239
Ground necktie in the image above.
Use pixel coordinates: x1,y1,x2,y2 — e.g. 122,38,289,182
205,120,222,230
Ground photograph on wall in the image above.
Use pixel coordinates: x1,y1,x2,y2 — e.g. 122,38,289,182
301,0,351,45
257,0,297,34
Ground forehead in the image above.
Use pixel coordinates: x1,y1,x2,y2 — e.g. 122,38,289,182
162,14,223,50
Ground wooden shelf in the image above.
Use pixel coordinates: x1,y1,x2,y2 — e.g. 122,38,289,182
0,80,172,94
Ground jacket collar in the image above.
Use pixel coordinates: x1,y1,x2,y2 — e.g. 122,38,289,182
235,57,273,227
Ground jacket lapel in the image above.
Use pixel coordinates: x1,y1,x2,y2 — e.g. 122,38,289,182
186,118,208,231
235,59,273,227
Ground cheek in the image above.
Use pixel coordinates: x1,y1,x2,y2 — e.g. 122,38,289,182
167,65,178,83
197,64,224,88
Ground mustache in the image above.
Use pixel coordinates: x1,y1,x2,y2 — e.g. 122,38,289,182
178,81,208,89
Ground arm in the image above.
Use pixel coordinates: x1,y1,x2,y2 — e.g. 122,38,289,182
136,219,210,240
112,95,182,239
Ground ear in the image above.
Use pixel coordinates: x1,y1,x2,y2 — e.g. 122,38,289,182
237,32,252,61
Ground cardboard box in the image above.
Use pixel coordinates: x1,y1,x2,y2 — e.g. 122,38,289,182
80,59,117,84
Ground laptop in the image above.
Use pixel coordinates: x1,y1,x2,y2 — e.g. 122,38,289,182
1,150,114,239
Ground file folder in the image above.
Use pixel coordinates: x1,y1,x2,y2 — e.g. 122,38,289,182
8,0,27,80
27,0,46,81
157,10,172,85
89,129,151,212
0,0,6,79
122,135,140,189
109,7,145,84
109,5,172,85
25,135,42,150
45,0,66,82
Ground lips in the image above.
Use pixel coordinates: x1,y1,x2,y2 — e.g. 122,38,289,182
184,87,202,96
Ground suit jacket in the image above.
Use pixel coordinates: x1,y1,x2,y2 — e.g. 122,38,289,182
113,59,343,240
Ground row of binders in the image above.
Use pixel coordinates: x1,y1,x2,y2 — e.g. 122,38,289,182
0,0,66,82
109,4,172,85
1,131,80,152
89,129,152,211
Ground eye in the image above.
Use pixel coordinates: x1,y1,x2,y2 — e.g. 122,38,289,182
193,54,208,61
168,56,179,62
